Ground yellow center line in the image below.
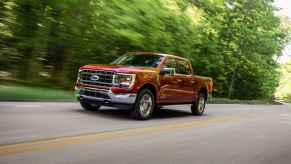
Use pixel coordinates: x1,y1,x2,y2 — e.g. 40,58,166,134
0,116,243,156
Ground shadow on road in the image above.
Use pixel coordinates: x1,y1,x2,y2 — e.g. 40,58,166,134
153,108,193,119
75,107,194,120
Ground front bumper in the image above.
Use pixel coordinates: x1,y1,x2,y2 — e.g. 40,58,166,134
75,88,137,108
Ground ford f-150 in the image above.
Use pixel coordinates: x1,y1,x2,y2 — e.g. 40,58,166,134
75,52,213,120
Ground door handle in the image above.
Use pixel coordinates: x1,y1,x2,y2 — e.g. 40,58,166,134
191,80,196,84
177,79,182,83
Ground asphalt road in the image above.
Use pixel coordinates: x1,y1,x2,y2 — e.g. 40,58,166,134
0,102,290,164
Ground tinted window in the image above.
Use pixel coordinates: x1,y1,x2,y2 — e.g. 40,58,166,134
164,58,176,70
176,60,191,75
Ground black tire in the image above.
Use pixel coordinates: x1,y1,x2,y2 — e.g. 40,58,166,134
80,102,101,111
131,89,155,120
155,105,162,110
191,93,206,115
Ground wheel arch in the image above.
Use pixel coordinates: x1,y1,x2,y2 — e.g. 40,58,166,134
199,87,208,100
137,83,158,103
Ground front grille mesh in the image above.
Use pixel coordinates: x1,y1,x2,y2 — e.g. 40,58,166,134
79,70,114,88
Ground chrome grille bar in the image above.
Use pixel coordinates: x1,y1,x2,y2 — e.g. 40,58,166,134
79,70,114,88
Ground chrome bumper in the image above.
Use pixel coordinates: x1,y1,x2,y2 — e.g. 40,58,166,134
75,88,137,105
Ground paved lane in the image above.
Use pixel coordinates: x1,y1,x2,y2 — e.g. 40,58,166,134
0,102,290,164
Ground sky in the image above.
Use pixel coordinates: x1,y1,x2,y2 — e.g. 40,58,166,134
274,0,291,64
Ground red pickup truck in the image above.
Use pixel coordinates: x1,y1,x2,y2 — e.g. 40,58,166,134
75,52,213,120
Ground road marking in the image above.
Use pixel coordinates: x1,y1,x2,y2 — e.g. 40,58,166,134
0,116,242,156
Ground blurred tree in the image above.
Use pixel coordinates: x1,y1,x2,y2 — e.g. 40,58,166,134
0,0,289,99
276,61,291,101
186,0,289,99
0,0,18,72
9,0,42,80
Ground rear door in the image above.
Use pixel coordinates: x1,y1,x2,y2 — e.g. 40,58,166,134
159,58,194,104
175,59,195,103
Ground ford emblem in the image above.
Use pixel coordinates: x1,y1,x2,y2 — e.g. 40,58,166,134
90,75,100,81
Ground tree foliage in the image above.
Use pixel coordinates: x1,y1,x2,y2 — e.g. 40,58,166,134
0,0,289,99
276,61,291,102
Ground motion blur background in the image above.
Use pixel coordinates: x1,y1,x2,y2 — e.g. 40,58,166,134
0,0,290,102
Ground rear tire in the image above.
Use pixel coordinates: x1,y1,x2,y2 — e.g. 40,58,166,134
191,93,206,115
131,89,155,120
80,102,101,111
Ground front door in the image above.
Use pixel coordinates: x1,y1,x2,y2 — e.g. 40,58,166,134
159,58,179,104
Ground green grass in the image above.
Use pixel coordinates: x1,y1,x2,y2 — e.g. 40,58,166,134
0,84,282,104
0,85,76,101
208,97,281,105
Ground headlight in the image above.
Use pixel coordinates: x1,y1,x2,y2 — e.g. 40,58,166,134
113,73,136,88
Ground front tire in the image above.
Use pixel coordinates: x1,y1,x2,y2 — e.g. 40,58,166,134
80,102,101,111
131,89,155,120
191,93,206,115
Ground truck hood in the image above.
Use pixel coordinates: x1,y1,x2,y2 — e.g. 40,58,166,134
80,64,159,73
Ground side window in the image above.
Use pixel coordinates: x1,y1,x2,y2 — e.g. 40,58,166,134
164,58,176,69
163,58,177,74
176,60,191,75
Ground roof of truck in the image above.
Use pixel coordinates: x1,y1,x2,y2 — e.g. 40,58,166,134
128,51,191,62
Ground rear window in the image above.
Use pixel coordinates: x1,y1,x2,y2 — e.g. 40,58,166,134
175,60,191,75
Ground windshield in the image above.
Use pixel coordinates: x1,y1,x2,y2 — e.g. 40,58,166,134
111,54,163,68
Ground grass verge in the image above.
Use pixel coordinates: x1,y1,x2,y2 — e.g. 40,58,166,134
0,85,75,102
0,84,282,104
208,97,282,105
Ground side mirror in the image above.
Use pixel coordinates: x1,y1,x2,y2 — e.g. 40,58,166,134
160,68,175,76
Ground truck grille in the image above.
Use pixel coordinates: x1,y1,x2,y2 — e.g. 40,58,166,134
79,70,114,88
